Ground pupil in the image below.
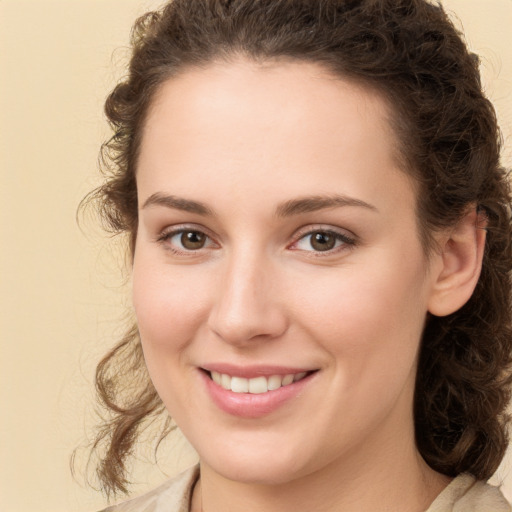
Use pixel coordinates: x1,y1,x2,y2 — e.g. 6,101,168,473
311,232,335,251
181,231,205,249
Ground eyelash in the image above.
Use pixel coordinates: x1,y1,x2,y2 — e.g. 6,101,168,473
155,225,357,256
290,228,356,256
155,225,217,255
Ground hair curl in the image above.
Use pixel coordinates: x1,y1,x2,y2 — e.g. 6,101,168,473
83,0,512,497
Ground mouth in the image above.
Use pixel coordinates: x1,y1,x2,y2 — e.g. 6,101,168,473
200,366,318,418
207,370,313,394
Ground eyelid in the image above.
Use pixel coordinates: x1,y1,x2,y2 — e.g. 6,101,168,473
155,224,218,253
288,225,357,253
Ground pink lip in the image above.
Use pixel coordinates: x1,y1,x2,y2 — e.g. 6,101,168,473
199,367,317,419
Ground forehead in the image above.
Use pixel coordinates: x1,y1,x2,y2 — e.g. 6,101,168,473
144,58,396,148
137,59,415,217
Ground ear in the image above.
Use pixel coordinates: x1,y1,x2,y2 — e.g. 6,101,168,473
427,207,487,317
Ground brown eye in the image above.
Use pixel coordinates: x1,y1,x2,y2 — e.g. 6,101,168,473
180,231,206,250
310,231,336,251
293,229,355,254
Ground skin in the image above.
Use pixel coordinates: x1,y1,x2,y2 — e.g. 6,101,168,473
133,59,484,512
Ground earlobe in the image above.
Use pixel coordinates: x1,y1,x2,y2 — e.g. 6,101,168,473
427,207,487,317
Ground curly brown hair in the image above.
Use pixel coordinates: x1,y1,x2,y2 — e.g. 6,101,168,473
83,0,512,497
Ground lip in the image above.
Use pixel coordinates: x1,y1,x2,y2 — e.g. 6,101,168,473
199,365,318,419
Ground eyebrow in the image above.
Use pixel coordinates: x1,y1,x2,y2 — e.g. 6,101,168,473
141,192,377,217
275,194,378,217
141,193,214,216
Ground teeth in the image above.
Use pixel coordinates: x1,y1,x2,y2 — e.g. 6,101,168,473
221,373,231,390
210,371,308,394
294,372,307,382
231,376,249,393
248,376,268,394
267,375,282,391
282,374,294,386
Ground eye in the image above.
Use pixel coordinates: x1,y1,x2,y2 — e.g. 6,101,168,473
176,230,207,250
293,229,355,253
157,227,215,253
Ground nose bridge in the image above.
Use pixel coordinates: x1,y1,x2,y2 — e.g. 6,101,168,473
208,244,287,345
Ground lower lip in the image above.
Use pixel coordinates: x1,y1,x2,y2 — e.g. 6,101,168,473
201,371,316,419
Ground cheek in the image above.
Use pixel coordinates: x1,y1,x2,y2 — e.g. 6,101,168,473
131,258,213,414
132,256,210,355
294,251,429,369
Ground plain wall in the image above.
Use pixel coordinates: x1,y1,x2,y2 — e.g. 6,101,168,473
1,1,511,511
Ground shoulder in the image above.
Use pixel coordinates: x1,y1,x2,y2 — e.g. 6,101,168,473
427,474,511,512
97,465,199,512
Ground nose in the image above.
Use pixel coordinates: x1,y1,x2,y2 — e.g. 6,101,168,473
207,250,288,346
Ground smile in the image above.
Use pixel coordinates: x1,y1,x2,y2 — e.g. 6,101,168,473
201,367,318,418
210,371,308,394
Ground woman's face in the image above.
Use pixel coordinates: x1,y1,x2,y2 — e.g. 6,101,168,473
133,60,442,484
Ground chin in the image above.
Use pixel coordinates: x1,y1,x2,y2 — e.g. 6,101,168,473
212,461,301,486
199,441,314,485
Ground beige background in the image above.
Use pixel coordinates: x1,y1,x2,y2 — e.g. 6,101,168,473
1,1,511,511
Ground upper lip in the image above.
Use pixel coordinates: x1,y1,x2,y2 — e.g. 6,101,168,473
200,363,317,379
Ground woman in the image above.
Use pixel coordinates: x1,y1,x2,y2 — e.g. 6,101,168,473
86,0,512,510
